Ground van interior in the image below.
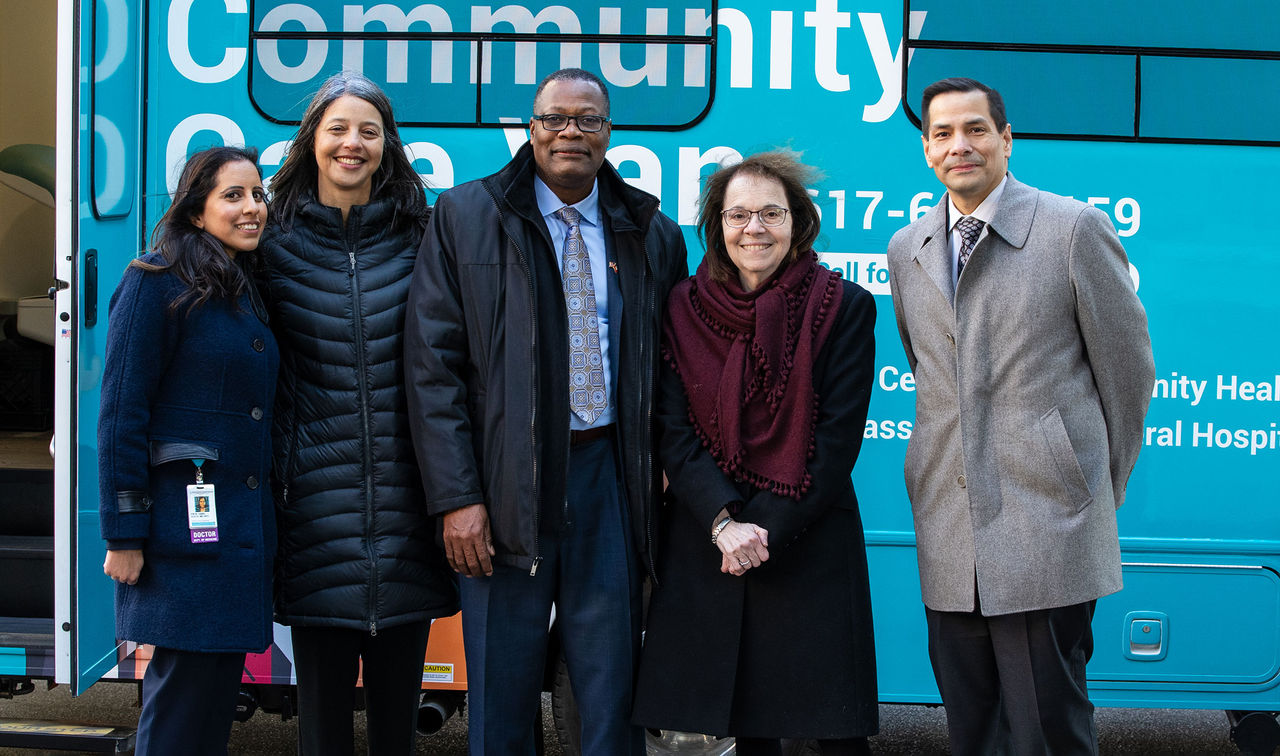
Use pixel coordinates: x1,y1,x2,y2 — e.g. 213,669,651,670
0,0,59,667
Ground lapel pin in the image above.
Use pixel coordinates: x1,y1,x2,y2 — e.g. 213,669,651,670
608,261,618,274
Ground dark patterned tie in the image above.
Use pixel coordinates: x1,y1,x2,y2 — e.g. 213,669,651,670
956,216,985,278
555,206,607,424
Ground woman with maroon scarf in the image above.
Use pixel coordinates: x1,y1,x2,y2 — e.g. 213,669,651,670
633,151,878,755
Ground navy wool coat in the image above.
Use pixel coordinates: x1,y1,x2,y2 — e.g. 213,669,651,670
98,253,279,653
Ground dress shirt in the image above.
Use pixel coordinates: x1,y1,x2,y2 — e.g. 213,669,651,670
535,175,615,430
948,174,1008,284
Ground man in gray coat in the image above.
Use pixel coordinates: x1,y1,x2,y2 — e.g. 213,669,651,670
886,77,1155,754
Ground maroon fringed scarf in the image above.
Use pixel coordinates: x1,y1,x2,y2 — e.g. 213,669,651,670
664,251,844,500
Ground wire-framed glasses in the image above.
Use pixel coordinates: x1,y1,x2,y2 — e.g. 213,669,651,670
721,206,790,228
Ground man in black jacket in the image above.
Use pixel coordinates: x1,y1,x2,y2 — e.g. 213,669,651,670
405,68,687,754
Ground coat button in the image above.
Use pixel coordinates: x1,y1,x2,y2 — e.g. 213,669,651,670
246,475,259,490
957,474,967,488
251,406,263,421
252,338,265,352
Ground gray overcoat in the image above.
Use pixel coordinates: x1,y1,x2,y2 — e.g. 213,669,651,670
886,175,1155,616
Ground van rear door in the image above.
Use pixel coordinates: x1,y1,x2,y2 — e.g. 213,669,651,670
53,0,146,694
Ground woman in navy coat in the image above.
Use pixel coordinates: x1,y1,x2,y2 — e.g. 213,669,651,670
99,146,278,756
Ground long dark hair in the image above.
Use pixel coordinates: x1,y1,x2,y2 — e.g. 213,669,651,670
697,150,823,284
131,145,263,313
269,71,427,231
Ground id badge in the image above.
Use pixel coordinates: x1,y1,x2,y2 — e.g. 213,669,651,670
186,484,219,543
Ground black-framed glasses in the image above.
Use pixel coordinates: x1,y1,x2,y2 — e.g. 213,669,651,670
531,113,611,133
721,206,790,228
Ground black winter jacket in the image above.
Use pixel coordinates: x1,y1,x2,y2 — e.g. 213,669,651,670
262,195,458,631
404,142,688,576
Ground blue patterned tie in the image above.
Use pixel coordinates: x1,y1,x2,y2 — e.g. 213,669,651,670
556,206,607,424
956,216,985,277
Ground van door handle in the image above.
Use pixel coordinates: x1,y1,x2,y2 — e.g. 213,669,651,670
85,248,98,328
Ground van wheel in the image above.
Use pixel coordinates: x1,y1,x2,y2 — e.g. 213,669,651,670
551,654,817,755
1227,710,1280,755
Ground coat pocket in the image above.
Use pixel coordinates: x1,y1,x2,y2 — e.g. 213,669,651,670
150,440,220,466
1038,407,1094,513
146,439,223,559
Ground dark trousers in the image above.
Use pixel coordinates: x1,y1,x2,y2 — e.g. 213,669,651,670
926,600,1098,756
135,647,244,756
459,436,644,756
291,620,432,756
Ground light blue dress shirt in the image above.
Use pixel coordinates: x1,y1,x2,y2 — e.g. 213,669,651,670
534,176,615,430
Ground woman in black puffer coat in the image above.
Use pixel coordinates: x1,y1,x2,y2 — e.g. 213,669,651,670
259,71,457,756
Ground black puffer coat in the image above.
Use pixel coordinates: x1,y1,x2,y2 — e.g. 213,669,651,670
262,194,458,632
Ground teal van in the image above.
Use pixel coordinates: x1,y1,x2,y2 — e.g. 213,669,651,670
1,0,1278,751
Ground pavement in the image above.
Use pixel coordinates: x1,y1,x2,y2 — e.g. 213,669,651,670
0,680,1248,754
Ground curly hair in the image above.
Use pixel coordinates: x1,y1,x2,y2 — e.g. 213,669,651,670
696,150,823,284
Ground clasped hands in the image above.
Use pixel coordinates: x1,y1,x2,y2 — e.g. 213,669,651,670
714,516,769,577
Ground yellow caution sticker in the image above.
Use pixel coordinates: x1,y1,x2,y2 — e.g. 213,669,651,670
421,663,454,683
0,720,118,735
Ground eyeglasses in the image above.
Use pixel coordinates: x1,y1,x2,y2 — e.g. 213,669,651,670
531,114,611,133
721,206,790,228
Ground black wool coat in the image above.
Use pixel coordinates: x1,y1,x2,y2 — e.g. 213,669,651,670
634,279,880,739
261,195,458,632
404,142,688,576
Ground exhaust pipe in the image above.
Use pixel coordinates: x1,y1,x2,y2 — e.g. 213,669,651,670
234,687,259,722
416,692,461,735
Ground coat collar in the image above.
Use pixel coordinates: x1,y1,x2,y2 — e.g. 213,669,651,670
910,173,1037,305
295,190,397,235
985,173,1036,250
487,141,660,236
910,194,954,306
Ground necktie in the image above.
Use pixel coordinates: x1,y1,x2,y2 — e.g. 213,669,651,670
955,216,985,278
556,206,607,424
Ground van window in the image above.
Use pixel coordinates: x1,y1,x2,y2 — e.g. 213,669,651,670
902,0,1280,145
247,0,717,130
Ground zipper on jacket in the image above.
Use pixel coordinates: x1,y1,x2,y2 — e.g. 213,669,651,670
281,361,301,510
485,186,542,572
370,620,377,637
609,201,663,584
641,239,659,584
344,212,380,627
